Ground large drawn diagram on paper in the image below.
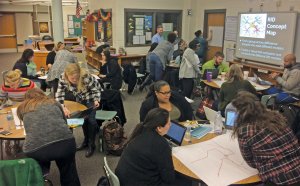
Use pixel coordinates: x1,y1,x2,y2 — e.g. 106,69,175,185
240,14,267,38
173,133,258,186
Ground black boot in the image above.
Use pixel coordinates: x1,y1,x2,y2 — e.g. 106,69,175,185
76,140,88,151
85,144,95,158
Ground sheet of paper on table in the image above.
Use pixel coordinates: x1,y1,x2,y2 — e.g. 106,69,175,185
11,107,24,130
172,132,258,186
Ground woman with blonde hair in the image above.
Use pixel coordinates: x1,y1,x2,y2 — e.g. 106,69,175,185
218,64,255,115
0,69,35,103
46,41,64,69
56,63,101,157
17,88,80,186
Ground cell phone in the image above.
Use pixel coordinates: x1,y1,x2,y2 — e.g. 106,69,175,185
197,120,209,125
0,130,12,136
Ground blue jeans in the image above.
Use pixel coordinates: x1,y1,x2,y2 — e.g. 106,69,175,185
149,53,164,81
266,87,298,104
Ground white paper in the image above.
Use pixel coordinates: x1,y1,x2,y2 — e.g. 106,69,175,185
226,48,235,62
162,23,173,32
133,35,140,45
68,21,74,28
173,132,258,186
135,30,143,36
145,32,152,41
224,16,238,41
249,81,270,91
11,108,23,129
69,28,74,35
208,26,224,47
68,15,73,21
135,18,144,30
139,35,146,44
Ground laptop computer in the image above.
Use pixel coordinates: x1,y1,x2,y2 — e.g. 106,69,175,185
202,69,219,80
164,120,187,147
69,107,94,118
224,109,238,130
203,106,225,125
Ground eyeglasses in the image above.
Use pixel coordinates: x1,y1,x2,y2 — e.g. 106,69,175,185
158,91,171,95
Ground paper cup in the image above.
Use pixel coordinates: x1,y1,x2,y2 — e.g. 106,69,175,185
244,71,249,80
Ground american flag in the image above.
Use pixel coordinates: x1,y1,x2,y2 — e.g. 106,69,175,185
76,0,82,18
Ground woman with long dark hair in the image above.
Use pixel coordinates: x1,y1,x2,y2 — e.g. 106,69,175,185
98,50,122,90
116,108,175,186
232,91,300,186
139,80,193,122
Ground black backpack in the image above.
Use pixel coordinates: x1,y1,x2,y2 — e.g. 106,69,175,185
103,120,127,156
279,104,300,141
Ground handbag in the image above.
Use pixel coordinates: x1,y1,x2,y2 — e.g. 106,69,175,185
196,97,214,119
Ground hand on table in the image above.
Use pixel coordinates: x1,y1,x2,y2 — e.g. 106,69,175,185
63,106,71,118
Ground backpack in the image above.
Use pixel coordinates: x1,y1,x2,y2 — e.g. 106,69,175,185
279,104,300,141
97,176,109,186
103,120,127,156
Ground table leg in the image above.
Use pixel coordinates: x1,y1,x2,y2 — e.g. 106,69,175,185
0,139,3,160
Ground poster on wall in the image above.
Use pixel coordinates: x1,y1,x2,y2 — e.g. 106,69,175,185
225,16,238,41
74,22,80,28
162,23,173,32
139,35,146,44
133,35,140,44
146,32,152,41
135,30,143,36
145,16,152,30
39,22,49,33
135,17,144,30
208,26,224,47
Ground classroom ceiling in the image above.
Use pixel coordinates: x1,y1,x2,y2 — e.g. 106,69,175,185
0,0,88,6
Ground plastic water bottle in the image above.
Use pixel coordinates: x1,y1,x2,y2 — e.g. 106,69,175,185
185,126,192,143
6,113,14,130
214,111,223,135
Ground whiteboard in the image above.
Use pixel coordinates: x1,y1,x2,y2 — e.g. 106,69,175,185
208,26,224,47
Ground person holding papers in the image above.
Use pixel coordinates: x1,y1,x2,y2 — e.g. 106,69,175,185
201,51,229,74
268,53,300,104
218,64,256,115
56,63,101,158
17,88,80,186
116,108,190,186
231,91,300,186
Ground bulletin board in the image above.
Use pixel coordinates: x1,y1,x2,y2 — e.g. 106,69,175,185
68,15,85,37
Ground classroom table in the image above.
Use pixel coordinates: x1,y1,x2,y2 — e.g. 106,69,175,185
0,101,86,160
172,132,261,184
202,78,270,91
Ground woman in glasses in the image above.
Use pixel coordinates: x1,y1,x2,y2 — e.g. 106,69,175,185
139,80,193,122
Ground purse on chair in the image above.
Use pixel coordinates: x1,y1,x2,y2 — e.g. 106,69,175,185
196,97,214,119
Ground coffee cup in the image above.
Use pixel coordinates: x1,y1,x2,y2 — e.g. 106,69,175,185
221,72,226,81
244,71,249,80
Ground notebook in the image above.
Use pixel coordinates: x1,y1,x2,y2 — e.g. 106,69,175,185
164,120,187,147
202,69,219,80
69,107,94,119
224,109,238,130
191,125,212,139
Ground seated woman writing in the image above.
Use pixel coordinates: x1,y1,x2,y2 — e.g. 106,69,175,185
17,88,80,186
56,63,101,158
139,80,193,122
0,69,36,156
98,50,122,90
116,108,190,186
231,91,300,186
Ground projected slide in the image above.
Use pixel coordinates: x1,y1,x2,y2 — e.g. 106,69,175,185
236,12,297,67
240,14,267,38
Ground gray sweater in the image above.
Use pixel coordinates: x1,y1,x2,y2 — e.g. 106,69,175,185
179,48,201,79
276,63,300,96
153,40,174,70
22,102,74,153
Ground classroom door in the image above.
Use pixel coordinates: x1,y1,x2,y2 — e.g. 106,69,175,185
0,13,17,53
204,10,226,61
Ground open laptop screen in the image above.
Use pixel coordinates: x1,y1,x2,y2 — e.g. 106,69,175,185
225,109,238,129
164,121,187,146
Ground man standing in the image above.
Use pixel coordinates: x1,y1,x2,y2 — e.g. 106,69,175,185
269,53,300,103
201,51,229,74
194,30,212,64
151,25,164,44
